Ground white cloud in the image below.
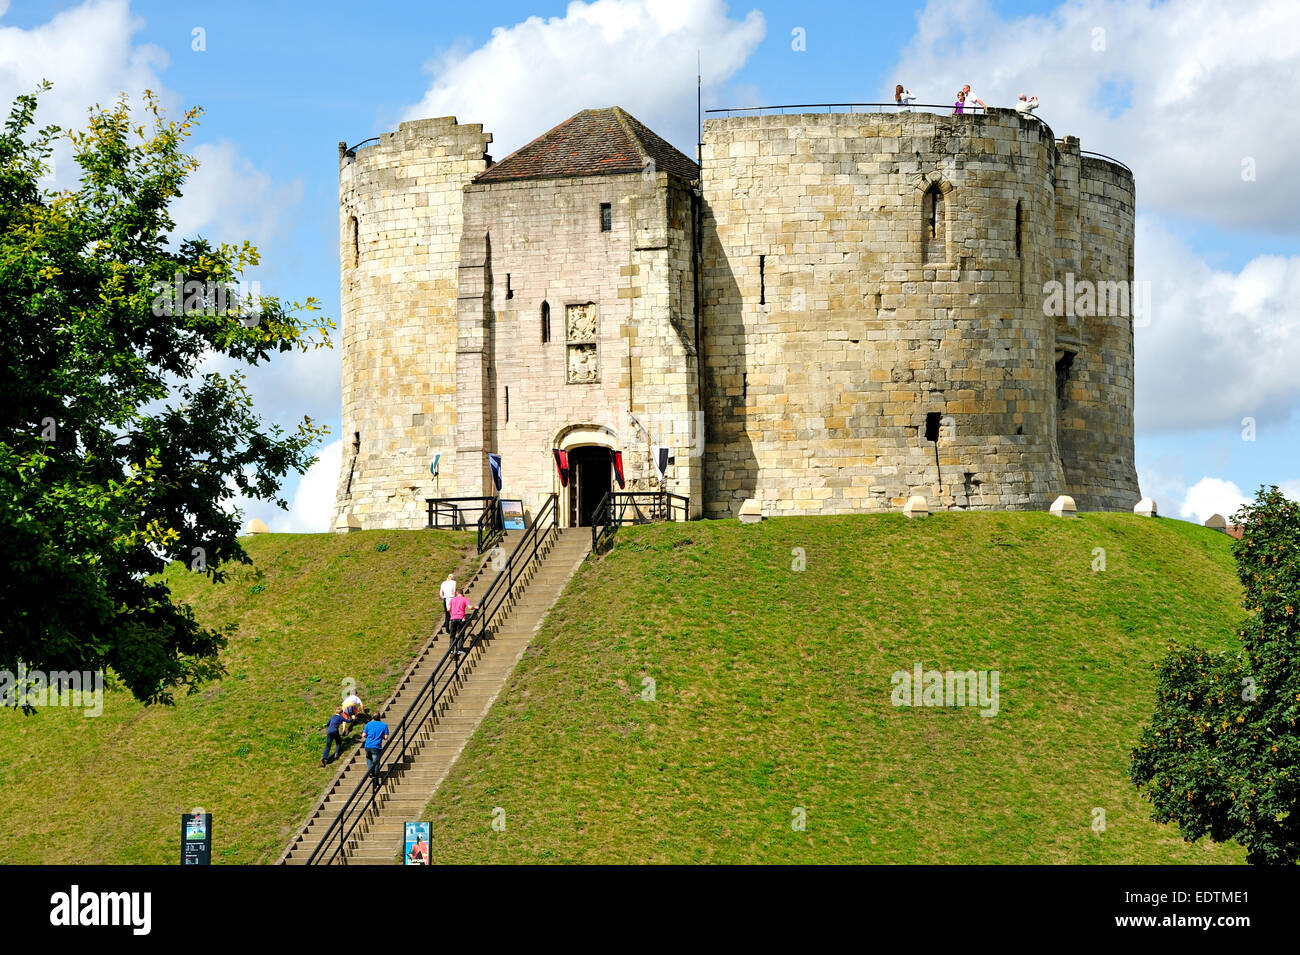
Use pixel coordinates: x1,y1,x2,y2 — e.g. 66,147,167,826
170,141,304,250
892,0,1300,231
0,3,297,252
403,0,766,157
0,0,168,129
1179,476,1249,524
1134,217,1300,432
271,440,342,533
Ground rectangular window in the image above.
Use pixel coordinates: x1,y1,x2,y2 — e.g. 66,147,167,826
600,203,612,232
506,273,513,299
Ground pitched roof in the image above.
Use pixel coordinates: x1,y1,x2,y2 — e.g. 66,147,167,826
474,107,699,184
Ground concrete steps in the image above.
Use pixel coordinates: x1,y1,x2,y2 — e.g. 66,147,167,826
280,525,590,864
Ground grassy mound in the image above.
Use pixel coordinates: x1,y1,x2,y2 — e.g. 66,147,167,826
421,512,1247,864
0,529,478,864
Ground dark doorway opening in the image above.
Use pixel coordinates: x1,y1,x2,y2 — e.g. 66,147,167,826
568,445,612,527
1055,350,1077,404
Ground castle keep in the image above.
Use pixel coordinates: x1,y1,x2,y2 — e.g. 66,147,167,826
335,105,1139,529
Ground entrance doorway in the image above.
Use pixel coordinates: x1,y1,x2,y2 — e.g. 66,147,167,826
567,445,612,527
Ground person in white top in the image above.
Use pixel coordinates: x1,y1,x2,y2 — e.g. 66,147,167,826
439,573,457,634
895,84,917,111
341,692,364,734
961,85,986,111
1015,94,1040,117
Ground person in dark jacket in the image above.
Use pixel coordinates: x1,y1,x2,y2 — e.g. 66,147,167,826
321,706,350,765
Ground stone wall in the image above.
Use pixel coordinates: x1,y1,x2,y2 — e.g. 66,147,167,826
699,109,1069,518
335,117,491,529
1053,144,1140,510
456,171,701,521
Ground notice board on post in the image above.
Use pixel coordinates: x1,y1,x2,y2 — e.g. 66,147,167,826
182,812,212,865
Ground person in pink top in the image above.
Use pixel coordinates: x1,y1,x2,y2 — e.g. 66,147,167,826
447,587,478,658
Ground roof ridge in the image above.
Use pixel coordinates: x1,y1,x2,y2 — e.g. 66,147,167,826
473,105,698,184
482,109,588,176
610,106,651,169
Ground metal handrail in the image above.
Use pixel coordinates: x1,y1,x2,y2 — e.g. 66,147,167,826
1079,149,1133,177
344,136,380,155
305,493,560,865
476,496,503,553
460,493,560,652
425,496,495,531
705,102,993,116
591,490,690,552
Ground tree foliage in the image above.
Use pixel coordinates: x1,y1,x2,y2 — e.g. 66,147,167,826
1130,486,1300,863
0,86,331,705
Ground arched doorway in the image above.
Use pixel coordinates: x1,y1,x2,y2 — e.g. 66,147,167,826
566,445,612,528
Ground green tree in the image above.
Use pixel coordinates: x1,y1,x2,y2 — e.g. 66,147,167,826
0,86,331,705
1130,486,1300,864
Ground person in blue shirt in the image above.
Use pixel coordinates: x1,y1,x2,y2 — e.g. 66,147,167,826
362,714,390,787
321,707,350,766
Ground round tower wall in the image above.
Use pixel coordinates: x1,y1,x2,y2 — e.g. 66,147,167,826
700,109,1067,517
335,118,491,529
1054,155,1140,510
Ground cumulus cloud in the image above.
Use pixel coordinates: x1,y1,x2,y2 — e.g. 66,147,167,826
1134,217,1300,432
403,0,766,157
1179,477,1250,524
170,141,304,250
271,440,342,533
0,0,168,128
0,2,298,253
892,0,1300,231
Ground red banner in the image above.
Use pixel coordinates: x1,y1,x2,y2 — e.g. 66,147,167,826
553,448,569,487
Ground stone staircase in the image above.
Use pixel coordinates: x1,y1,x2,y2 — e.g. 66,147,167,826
280,526,591,864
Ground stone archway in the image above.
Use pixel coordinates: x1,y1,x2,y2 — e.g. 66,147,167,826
554,424,618,528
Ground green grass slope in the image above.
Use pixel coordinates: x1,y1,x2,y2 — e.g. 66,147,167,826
0,529,478,864
422,512,1248,864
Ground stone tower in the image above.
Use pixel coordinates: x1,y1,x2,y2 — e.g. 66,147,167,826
335,118,492,529
335,106,1139,529
698,108,1138,516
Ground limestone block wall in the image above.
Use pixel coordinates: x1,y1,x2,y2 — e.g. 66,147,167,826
699,109,1067,518
458,171,700,521
335,117,491,529
1053,146,1140,510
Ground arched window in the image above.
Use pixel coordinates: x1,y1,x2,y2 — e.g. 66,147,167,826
541,301,551,344
922,184,945,262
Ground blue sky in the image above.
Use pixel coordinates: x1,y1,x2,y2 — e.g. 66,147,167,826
4,0,1298,528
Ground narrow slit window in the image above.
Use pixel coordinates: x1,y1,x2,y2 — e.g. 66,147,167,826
924,412,942,442
348,215,359,268
1055,350,1077,404
759,255,766,305
923,184,945,262
506,274,513,299
505,386,510,423
1015,201,1023,258
541,301,550,343
600,203,612,232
